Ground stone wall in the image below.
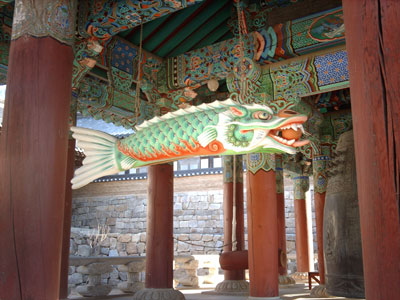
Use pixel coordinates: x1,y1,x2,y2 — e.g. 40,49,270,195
71,173,317,275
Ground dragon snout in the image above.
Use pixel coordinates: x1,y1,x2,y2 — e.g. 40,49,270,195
277,109,300,117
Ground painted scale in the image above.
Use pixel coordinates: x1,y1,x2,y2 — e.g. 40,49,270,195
71,99,309,189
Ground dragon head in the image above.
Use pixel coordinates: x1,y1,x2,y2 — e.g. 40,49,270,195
217,103,310,155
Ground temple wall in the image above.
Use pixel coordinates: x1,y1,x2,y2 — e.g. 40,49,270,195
71,174,317,270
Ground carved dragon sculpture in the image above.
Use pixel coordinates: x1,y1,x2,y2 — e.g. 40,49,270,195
71,99,309,189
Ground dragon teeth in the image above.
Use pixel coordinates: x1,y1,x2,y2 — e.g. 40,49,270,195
299,124,305,134
291,123,298,131
287,139,295,145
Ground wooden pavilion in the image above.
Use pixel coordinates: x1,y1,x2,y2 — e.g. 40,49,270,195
0,0,399,299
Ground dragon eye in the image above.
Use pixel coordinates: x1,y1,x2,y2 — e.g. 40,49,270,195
254,111,272,120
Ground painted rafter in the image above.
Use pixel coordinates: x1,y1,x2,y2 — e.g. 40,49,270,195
167,7,345,90
0,0,12,8
79,0,204,40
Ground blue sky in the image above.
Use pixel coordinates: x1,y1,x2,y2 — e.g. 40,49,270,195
0,85,5,99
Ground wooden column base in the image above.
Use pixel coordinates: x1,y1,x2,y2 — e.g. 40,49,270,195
133,288,185,300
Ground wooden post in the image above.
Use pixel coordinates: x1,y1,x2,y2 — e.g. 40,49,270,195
146,164,174,288
215,156,248,294
293,176,311,274
246,154,279,299
0,1,76,299
223,155,245,280
342,1,400,299
133,164,184,299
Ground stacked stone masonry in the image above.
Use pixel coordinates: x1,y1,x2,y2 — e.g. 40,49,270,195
70,174,318,289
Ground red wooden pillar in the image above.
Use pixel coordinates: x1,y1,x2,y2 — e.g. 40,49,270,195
216,156,248,293
312,155,329,285
133,164,184,299
0,1,76,299
342,1,400,299
247,154,279,299
293,176,311,274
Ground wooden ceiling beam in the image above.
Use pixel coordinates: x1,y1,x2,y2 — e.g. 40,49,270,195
262,0,343,27
155,0,230,57
167,3,232,56
150,0,213,54
192,24,231,51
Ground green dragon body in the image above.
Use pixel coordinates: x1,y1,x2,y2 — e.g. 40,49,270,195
71,99,309,189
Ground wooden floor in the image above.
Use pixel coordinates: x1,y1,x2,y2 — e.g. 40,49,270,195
68,283,364,300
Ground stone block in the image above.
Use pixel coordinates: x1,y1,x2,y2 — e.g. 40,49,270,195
76,285,112,297
188,202,198,209
181,259,199,270
88,262,113,275
205,220,216,227
176,234,188,241
140,233,146,242
119,271,128,281
115,204,128,212
177,242,190,252
209,204,220,210
108,278,121,286
190,227,200,233
198,202,209,209
174,203,183,210
188,220,198,227
179,221,189,227
118,234,131,243
116,221,124,229
68,266,76,275
189,234,202,241
174,269,199,287
77,266,90,274
117,242,126,252
110,237,117,248
68,273,83,285
215,241,224,248
101,247,110,255
117,265,128,272
127,272,140,282
99,237,110,247
183,209,195,216
110,268,119,280
175,256,194,264
197,268,210,276
118,281,144,293
127,260,146,272
126,242,137,254
77,245,91,257
175,210,184,216
131,234,141,243
137,243,146,254
202,234,213,242
109,249,119,257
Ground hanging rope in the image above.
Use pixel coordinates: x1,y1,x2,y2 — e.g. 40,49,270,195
135,17,144,125
235,0,246,104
